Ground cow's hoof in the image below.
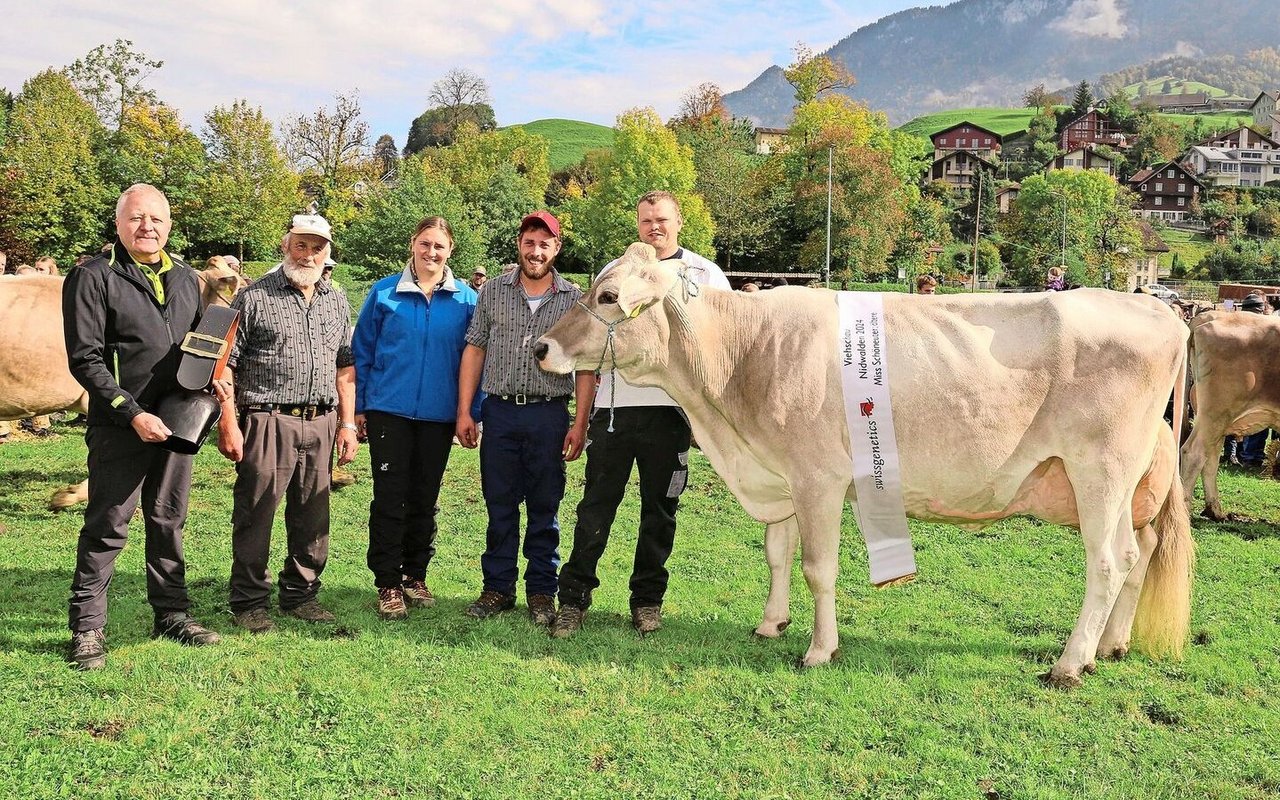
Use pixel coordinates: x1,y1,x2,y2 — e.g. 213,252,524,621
48,485,87,511
798,647,839,669
1038,670,1083,690
1200,506,1226,522
752,619,790,639
1083,661,1097,675
1099,644,1130,661
331,469,356,489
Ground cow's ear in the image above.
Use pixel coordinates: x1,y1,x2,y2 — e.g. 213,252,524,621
617,274,659,318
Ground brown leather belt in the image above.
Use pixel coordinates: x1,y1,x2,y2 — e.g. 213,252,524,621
242,403,333,420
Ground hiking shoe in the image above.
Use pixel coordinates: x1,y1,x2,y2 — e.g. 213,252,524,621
632,605,663,634
283,599,336,623
232,607,275,634
465,590,516,619
69,628,107,671
528,594,557,627
377,587,409,620
401,578,435,608
550,605,585,638
153,613,221,646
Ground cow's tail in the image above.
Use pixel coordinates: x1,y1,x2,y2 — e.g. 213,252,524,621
1132,474,1195,659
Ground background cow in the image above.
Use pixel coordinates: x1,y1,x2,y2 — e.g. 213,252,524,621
0,269,246,508
536,243,1193,688
1180,310,1280,520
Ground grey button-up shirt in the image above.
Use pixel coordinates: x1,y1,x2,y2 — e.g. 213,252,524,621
228,269,354,406
465,267,582,397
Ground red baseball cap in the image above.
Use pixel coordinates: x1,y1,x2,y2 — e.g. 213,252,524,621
519,211,561,239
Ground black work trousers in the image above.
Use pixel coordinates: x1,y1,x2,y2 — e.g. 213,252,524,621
559,406,690,610
68,424,194,632
365,411,455,589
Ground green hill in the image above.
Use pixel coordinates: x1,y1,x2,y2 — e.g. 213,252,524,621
508,118,614,172
896,108,1041,139
1122,75,1249,100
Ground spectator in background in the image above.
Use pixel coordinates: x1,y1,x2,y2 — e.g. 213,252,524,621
352,216,478,620
222,255,243,276
33,256,58,276
740,282,760,293
14,264,35,275
916,275,938,295
1046,266,1066,291
0,250,7,274
470,266,487,291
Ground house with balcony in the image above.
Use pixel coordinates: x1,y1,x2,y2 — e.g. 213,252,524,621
929,122,1002,161
1249,90,1280,135
927,150,999,191
1183,126,1280,187
1059,108,1130,151
1128,161,1203,222
1047,146,1117,178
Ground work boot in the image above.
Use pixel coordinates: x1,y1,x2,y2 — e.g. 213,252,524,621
377,587,408,620
232,607,275,634
528,594,557,627
550,604,586,638
465,590,515,619
69,628,107,671
283,599,336,623
631,605,663,634
401,577,435,608
153,612,221,646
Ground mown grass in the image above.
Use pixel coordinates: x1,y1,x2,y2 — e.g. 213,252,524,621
1,422,1277,799
1156,226,1215,271
898,108,1255,141
512,118,615,172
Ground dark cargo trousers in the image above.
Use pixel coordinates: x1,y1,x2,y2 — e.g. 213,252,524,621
68,424,194,632
558,406,690,611
365,411,455,589
229,409,335,614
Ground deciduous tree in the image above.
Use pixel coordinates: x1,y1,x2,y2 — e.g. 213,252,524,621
404,103,496,152
784,43,855,105
284,91,371,218
65,39,163,131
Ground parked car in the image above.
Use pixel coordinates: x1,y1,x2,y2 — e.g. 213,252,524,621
1143,284,1180,302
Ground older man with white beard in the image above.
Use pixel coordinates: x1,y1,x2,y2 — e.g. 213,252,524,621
214,214,359,633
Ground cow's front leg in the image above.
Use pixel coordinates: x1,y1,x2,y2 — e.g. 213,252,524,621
797,498,844,667
755,516,799,638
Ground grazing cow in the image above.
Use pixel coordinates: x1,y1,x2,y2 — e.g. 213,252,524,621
0,269,246,509
1180,310,1280,519
535,243,1193,687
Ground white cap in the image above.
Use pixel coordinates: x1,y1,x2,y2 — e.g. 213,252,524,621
289,214,332,242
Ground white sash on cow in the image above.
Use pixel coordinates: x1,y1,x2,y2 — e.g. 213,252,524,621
837,292,917,587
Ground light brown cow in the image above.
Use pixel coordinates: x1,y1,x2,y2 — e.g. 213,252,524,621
1180,310,1280,519
0,269,247,508
536,243,1193,687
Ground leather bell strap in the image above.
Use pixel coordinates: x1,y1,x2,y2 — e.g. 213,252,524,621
176,305,240,391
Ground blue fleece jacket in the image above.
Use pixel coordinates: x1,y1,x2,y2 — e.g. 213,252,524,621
352,266,478,422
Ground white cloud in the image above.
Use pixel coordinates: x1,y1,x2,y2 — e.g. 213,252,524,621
1049,0,1129,39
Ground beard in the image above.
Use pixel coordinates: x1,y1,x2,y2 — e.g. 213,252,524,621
282,259,323,289
518,253,554,281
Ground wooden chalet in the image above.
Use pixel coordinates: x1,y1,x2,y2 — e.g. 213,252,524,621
1128,161,1203,222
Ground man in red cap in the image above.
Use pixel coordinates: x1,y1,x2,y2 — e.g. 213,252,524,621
455,211,594,625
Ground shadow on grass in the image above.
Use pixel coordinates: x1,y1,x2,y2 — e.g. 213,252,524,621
0,568,1018,678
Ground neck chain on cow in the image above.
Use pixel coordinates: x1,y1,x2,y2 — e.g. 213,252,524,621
576,263,700,432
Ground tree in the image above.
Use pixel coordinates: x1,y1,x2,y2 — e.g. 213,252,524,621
562,108,715,270
429,68,491,114
1161,79,1173,94
404,102,496,153
670,82,728,129
784,43,855,105
373,134,399,179
0,70,110,264
1022,84,1062,109
1071,80,1093,117
192,100,300,261
284,91,372,218
65,39,163,131
342,155,484,280
104,103,207,252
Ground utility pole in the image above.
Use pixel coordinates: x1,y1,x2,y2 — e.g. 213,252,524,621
824,145,833,289
970,168,982,292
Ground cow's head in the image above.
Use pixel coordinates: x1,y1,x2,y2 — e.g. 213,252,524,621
536,242,682,378
197,265,248,309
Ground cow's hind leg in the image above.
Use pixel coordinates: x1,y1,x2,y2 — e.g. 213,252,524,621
1047,471,1137,688
1180,427,1225,520
49,479,89,511
1097,522,1156,660
796,496,844,668
755,516,799,638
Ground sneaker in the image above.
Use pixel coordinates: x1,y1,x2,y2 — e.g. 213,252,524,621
69,628,107,671
528,594,557,627
283,599,336,623
401,578,435,608
377,587,408,620
464,590,516,619
153,613,221,646
550,604,585,638
632,605,663,634
232,607,275,634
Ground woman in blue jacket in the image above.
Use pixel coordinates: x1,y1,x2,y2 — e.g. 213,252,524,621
352,216,479,620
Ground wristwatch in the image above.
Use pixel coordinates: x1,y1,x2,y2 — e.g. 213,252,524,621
339,422,358,432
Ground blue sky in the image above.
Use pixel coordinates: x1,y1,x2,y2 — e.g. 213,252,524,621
0,1,931,144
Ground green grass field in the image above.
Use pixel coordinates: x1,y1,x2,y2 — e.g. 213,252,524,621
510,118,615,172
1155,226,1215,271
898,108,1255,141
1,420,1278,798
1121,77,1248,101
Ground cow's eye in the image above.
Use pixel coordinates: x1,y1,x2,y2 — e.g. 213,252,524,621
598,291,618,305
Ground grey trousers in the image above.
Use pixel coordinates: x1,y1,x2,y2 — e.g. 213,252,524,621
229,409,336,613
68,424,194,632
